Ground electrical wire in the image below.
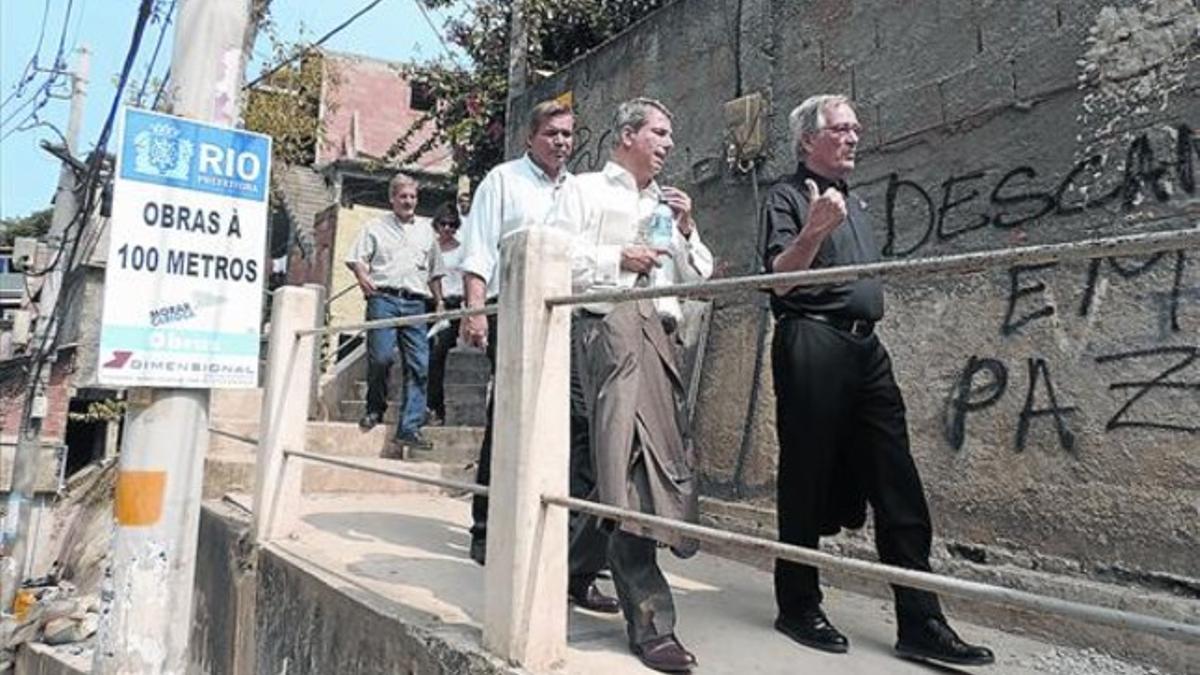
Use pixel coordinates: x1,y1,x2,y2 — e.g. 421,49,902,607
0,0,54,110
150,67,171,111
0,0,78,143
134,0,178,107
243,0,386,90
410,0,459,63
19,0,154,401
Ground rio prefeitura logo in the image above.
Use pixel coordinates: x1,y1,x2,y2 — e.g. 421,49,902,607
132,121,193,180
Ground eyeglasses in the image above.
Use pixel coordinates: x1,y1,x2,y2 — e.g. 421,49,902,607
823,123,862,137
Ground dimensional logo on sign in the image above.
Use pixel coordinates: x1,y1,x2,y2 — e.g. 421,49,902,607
132,122,193,180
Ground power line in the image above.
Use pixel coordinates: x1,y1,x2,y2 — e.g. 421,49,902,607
243,0,386,90
150,66,171,111
0,0,77,142
0,0,54,111
410,0,459,63
19,0,151,296
134,0,178,107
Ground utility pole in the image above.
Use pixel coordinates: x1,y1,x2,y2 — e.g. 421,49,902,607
504,0,529,159
91,1,255,672
0,45,91,615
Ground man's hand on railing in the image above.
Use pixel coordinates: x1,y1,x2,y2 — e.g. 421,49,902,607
462,312,489,350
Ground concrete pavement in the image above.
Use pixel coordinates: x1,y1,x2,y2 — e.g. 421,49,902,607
270,492,1161,675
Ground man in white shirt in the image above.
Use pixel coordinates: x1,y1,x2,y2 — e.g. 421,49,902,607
457,100,620,615
345,173,445,453
551,97,713,673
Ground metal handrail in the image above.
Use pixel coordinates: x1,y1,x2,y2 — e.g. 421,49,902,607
297,304,497,337
326,283,360,307
208,427,258,446
543,227,1200,308
285,449,489,496
541,493,1200,643
304,228,1199,337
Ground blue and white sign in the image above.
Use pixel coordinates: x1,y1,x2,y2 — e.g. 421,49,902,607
99,108,272,388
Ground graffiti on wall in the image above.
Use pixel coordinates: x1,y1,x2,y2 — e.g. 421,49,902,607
568,125,612,174
883,124,1197,257
943,249,1198,452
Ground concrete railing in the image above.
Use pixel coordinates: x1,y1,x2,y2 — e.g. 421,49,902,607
252,225,1200,671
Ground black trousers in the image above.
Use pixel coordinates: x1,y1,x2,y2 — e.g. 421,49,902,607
771,316,942,626
426,296,463,420
470,311,500,541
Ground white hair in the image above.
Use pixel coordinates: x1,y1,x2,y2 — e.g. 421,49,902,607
788,94,852,160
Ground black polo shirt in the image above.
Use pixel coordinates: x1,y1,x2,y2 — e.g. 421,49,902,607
760,163,884,321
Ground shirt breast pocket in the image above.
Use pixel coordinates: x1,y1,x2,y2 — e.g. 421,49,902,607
411,246,429,273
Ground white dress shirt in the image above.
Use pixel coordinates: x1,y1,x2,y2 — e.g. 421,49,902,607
550,161,713,318
459,154,572,299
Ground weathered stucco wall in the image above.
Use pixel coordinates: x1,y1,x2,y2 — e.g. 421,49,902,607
511,0,1198,590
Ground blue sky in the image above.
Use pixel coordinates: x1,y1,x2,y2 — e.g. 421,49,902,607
0,0,460,219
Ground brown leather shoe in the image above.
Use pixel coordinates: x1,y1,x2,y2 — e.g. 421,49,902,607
568,582,619,614
632,634,697,673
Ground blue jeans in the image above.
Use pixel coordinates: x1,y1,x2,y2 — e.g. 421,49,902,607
365,294,429,438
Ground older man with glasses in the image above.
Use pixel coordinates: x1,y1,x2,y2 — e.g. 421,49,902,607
761,94,994,667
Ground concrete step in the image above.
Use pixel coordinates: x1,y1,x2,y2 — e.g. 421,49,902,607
306,421,484,465
207,419,260,456
205,420,484,462
339,400,400,424
208,388,263,424
444,384,489,426
202,453,474,499
203,423,484,498
341,386,488,426
445,347,492,384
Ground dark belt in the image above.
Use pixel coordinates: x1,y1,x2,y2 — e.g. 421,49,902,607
799,312,875,337
375,286,427,301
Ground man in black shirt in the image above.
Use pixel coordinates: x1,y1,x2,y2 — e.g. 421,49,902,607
760,94,994,667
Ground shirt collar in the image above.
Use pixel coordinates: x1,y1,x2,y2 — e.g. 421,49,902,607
796,162,849,196
522,153,570,186
603,161,660,197
390,212,418,228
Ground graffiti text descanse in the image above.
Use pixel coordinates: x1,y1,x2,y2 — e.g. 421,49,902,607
884,124,1197,257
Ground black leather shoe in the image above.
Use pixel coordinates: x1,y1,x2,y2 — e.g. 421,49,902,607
359,411,383,430
469,538,486,566
775,608,849,654
396,432,433,451
896,616,995,666
632,634,696,673
568,582,620,614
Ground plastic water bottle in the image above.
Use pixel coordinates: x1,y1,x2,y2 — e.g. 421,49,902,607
647,200,675,249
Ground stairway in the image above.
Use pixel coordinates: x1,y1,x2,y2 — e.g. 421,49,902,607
337,346,491,428
203,345,491,500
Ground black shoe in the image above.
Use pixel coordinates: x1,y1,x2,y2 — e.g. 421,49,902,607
632,634,696,673
775,608,849,654
469,538,486,566
359,411,383,430
568,582,620,614
396,432,433,451
896,616,995,666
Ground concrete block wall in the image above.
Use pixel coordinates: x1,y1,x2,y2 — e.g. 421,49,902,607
511,0,1199,597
